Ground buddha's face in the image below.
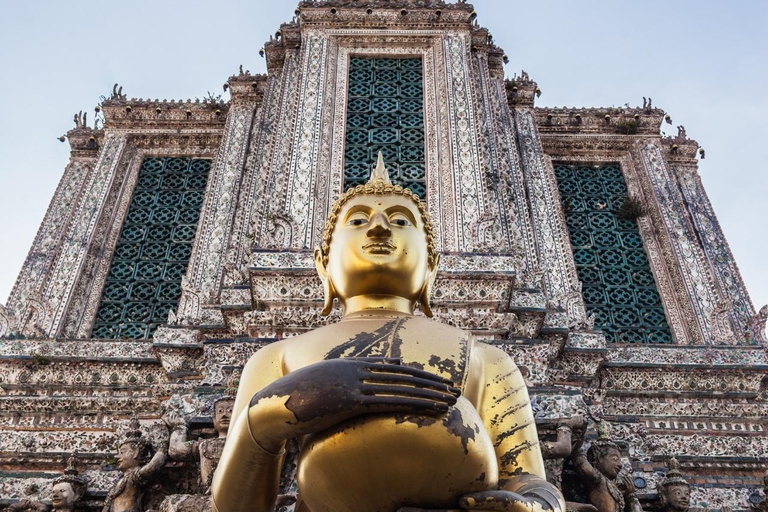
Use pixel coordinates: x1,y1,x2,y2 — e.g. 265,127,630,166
663,485,690,512
323,194,431,306
51,483,75,510
594,447,622,480
214,399,234,436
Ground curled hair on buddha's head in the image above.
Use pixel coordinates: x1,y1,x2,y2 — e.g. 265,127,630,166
316,153,439,316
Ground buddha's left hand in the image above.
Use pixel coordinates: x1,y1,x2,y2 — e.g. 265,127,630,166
460,491,548,512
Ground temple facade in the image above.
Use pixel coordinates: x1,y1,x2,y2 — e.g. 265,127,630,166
1,1,766,511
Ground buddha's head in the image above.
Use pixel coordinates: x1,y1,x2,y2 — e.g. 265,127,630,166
315,153,439,316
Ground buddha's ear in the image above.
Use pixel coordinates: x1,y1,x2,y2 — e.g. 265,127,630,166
419,253,440,318
314,247,335,316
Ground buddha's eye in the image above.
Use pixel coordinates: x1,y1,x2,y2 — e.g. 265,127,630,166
389,213,412,227
346,212,369,226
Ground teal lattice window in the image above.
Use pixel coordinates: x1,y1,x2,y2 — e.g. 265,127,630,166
345,57,426,198
92,157,211,339
555,164,672,344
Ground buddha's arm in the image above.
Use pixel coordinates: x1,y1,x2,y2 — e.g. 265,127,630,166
212,342,287,512
475,343,566,512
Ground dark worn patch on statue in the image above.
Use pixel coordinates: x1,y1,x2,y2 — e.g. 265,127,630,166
324,319,404,360
324,317,471,391
442,407,477,455
429,354,462,384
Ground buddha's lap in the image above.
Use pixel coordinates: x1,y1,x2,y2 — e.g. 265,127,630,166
297,397,497,512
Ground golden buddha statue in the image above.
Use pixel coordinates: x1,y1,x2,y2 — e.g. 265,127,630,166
212,154,565,512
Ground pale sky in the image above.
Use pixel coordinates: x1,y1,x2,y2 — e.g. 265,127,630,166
0,1,765,316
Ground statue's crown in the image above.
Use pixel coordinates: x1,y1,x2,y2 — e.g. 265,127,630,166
214,370,240,406
120,416,150,452
591,421,619,451
52,454,88,490
661,456,689,488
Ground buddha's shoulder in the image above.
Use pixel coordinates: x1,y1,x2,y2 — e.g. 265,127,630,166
398,315,470,338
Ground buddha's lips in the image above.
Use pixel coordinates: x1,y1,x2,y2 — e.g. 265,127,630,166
363,241,396,253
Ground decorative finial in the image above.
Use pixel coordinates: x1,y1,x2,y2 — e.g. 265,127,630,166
52,453,88,490
225,369,241,398
588,421,619,455
64,454,78,476
120,415,149,451
215,369,241,407
596,421,612,441
661,455,688,487
127,415,142,437
368,151,392,186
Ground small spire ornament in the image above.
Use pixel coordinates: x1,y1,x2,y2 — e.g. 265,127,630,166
120,415,151,457
369,151,393,186
52,453,88,489
214,369,240,408
358,151,400,196
591,420,619,451
661,456,688,488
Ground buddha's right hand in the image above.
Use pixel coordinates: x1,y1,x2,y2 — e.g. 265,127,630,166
248,358,460,449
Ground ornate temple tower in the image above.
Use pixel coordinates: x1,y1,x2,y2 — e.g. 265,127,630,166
0,1,765,511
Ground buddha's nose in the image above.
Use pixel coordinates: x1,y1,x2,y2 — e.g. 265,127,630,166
367,215,391,238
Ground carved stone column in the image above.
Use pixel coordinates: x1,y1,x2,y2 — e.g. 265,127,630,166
636,141,720,342
3,127,104,338
178,73,266,324
508,77,583,316
664,135,760,342
40,133,129,336
469,44,534,264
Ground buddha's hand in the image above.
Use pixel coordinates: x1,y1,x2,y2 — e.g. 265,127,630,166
461,491,551,512
249,358,460,446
